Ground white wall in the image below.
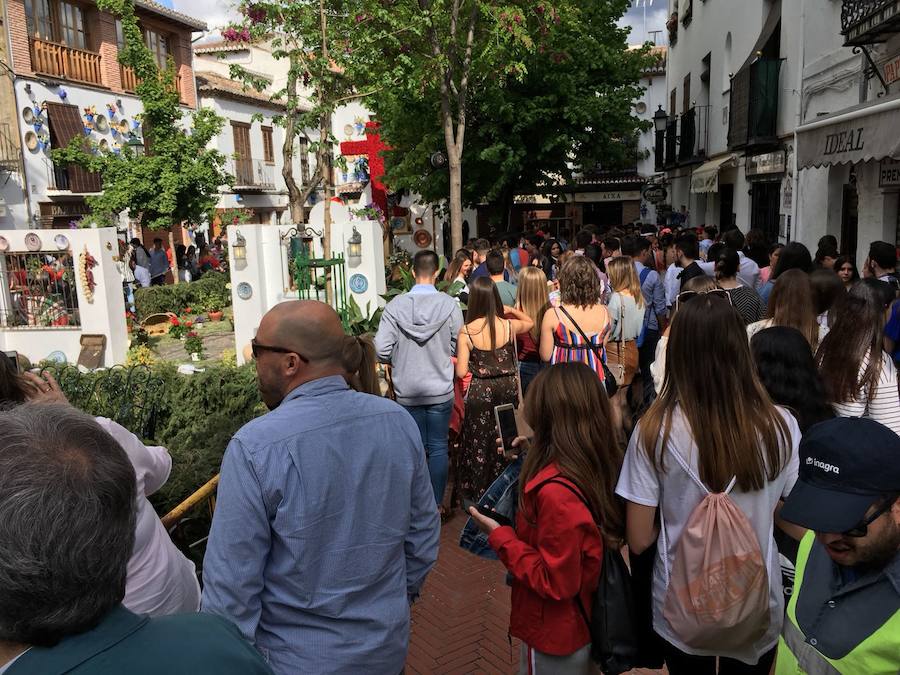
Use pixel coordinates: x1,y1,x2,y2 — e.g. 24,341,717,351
0,227,127,366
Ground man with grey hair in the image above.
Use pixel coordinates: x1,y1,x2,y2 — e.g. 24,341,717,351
0,404,273,674
202,300,440,674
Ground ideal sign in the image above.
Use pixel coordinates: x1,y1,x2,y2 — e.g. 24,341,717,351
822,128,865,157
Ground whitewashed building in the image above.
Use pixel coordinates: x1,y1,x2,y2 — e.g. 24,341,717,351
795,0,900,264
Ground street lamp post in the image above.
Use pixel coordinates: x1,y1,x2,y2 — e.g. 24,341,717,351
653,105,668,172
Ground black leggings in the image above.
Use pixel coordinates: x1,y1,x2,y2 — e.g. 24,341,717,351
662,640,776,675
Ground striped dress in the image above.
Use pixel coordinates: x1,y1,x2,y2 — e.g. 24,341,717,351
550,308,610,382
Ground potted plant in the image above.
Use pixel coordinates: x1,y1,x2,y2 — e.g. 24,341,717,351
204,295,224,322
184,332,204,361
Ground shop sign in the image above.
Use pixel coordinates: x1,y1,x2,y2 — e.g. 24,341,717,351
885,54,900,86
576,191,642,203
642,186,668,204
879,159,900,188
746,151,786,177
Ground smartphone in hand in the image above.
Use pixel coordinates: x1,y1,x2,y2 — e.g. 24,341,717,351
463,498,513,528
495,404,519,456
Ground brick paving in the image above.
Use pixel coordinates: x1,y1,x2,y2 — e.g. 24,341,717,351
406,511,665,675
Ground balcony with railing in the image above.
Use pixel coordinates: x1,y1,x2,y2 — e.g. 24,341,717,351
662,105,710,170
121,65,183,100
30,38,102,86
842,0,900,45
0,124,20,174
728,58,782,150
232,158,276,191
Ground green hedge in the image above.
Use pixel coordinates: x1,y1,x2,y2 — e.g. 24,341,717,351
134,272,231,321
51,361,264,515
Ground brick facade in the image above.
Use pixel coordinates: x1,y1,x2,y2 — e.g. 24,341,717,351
6,0,199,109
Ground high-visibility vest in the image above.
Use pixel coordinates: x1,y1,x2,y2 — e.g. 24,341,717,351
775,533,900,674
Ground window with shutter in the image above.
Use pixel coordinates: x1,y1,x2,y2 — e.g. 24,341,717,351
262,126,274,164
46,102,102,193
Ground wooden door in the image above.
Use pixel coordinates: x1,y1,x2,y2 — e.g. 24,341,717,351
232,122,252,184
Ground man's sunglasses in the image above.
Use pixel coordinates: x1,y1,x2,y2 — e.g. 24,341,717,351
251,338,308,362
676,288,733,307
843,496,897,538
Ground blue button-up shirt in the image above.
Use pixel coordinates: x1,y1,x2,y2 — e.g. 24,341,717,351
634,260,668,332
202,376,440,675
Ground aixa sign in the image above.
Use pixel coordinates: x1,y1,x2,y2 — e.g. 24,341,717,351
822,128,865,157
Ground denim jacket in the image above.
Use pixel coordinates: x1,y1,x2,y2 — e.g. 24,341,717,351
459,457,522,559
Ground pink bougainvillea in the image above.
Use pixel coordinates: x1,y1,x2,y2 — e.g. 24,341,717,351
222,26,251,43
244,4,266,24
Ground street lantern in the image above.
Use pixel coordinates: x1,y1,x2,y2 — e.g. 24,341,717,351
232,230,247,262
653,105,669,133
126,133,144,156
347,226,362,265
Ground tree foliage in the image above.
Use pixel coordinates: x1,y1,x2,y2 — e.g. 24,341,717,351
224,1,360,227
53,0,229,230
349,0,651,231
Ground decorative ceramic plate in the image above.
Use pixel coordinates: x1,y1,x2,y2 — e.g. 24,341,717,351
413,229,432,248
236,282,253,300
94,114,109,133
635,101,648,114
343,124,355,137
349,274,368,294
99,139,109,152
0,236,8,252
54,234,70,250
25,232,42,251
118,119,130,133
22,107,34,124
24,131,38,151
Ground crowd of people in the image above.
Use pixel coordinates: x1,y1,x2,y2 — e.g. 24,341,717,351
0,222,898,674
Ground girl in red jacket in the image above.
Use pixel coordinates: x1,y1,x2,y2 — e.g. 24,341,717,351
469,362,625,674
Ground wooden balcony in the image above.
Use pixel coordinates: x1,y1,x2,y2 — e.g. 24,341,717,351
121,64,183,100
30,38,102,86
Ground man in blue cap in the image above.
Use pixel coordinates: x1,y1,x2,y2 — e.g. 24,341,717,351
775,417,900,674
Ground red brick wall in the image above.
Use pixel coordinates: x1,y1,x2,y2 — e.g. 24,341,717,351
7,0,198,109
8,0,33,76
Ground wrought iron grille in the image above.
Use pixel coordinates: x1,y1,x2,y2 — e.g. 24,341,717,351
1,251,80,329
39,364,164,440
842,0,898,34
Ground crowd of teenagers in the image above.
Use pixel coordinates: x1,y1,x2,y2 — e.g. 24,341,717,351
0,225,898,675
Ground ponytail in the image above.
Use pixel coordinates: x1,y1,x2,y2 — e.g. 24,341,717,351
342,334,380,396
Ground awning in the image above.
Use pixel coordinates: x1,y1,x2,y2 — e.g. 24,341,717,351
797,95,900,170
691,154,739,194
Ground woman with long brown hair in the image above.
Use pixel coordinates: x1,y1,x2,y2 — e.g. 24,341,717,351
747,269,826,349
539,256,611,385
468,362,623,673
515,266,550,394
817,279,900,435
617,292,800,674
605,256,645,433
455,277,533,499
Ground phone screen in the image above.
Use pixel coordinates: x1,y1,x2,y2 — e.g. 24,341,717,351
2,351,19,374
495,404,518,454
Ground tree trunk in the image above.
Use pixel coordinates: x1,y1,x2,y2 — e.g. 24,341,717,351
448,152,463,251
282,56,305,225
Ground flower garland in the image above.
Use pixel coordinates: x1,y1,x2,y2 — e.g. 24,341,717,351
79,247,98,303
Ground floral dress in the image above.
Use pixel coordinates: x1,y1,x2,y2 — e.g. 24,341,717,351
457,323,520,501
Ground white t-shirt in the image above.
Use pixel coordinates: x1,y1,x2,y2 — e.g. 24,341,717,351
96,418,201,616
616,406,800,664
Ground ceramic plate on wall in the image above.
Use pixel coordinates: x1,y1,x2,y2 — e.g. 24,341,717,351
25,232,42,251
54,234,70,250
94,114,109,133
118,119,130,133
22,107,35,124
99,139,109,152
0,236,8,252
236,282,253,300
24,131,38,151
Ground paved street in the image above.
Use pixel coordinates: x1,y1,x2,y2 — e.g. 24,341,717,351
407,512,665,675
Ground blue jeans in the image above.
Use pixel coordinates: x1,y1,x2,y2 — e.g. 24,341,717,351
518,360,545,395
404,400,453,505
459,456,522,560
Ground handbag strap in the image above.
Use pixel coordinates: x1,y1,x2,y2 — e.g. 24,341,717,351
558,305,604,358
510,320,525,407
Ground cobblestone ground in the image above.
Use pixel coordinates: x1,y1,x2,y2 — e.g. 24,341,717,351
406,511,666,675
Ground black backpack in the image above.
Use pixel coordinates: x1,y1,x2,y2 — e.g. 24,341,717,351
535,478,643,674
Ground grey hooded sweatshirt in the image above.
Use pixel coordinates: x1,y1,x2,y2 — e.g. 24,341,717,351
374,286,464,407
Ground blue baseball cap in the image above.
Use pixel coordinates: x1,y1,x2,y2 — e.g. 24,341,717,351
780,417,900,533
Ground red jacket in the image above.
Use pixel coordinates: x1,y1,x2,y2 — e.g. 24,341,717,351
488,463,603,656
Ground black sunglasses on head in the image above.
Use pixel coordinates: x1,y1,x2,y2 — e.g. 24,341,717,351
843,496,898,538
251,338,307,362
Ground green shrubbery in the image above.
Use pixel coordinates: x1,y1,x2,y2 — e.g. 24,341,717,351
134,272,231,321
50,361,264,515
